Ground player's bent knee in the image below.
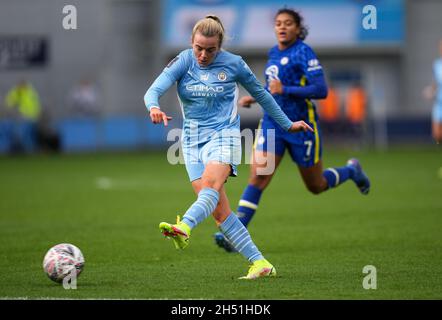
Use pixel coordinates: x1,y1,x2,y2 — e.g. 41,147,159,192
306,184,325,195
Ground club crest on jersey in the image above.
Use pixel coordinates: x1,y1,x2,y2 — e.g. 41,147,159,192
280,57,289,65
265,65,279,80
217,71,227,81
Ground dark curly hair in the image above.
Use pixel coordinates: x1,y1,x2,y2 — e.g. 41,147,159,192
275,8,308,40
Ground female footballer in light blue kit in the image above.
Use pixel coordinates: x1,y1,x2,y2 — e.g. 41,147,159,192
144,15,312,279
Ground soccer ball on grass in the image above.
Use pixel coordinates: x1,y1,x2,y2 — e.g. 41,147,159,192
43,243,85,283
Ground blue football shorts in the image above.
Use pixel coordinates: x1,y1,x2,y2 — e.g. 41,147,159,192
254,117,322,168
182,129,241,182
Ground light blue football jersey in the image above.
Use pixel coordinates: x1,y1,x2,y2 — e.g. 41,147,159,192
144,49,293,143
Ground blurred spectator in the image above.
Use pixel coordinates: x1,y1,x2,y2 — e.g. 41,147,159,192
345,84,367,136
67,78,101,117
5,79,41,121
318,86,340,135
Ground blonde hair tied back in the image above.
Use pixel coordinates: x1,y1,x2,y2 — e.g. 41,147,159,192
192,15,225,47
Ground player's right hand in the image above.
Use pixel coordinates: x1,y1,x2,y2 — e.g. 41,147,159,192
238,96,256,108
150,107,172,126
288,120,314,133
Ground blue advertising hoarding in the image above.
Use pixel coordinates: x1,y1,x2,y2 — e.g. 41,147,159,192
161,0,404,49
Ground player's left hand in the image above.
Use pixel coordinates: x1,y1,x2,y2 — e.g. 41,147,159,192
288,120,314,133
269,79,283,95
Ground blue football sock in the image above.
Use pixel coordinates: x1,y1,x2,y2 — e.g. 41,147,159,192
236,184,263,227
323,166,354,189
220,212,264,262
182,188,219,229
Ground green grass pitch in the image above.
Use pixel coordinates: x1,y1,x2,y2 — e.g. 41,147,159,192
0,147,441,299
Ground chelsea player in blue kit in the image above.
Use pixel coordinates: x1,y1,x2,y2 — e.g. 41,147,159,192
144,15,313,279
215,8,371,252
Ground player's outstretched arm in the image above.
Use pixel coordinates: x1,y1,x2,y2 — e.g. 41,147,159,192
237,58,315,133
144,50,190,120
272,75,328,99
149,107,172,126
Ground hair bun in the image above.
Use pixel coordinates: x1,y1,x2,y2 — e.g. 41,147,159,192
205,15,224,30
205,15,219,21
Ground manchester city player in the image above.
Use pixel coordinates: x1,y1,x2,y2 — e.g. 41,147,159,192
214,8,371,252
144,15,313,279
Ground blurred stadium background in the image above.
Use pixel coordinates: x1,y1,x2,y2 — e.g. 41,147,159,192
0,0,441,300
0,0,441,152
